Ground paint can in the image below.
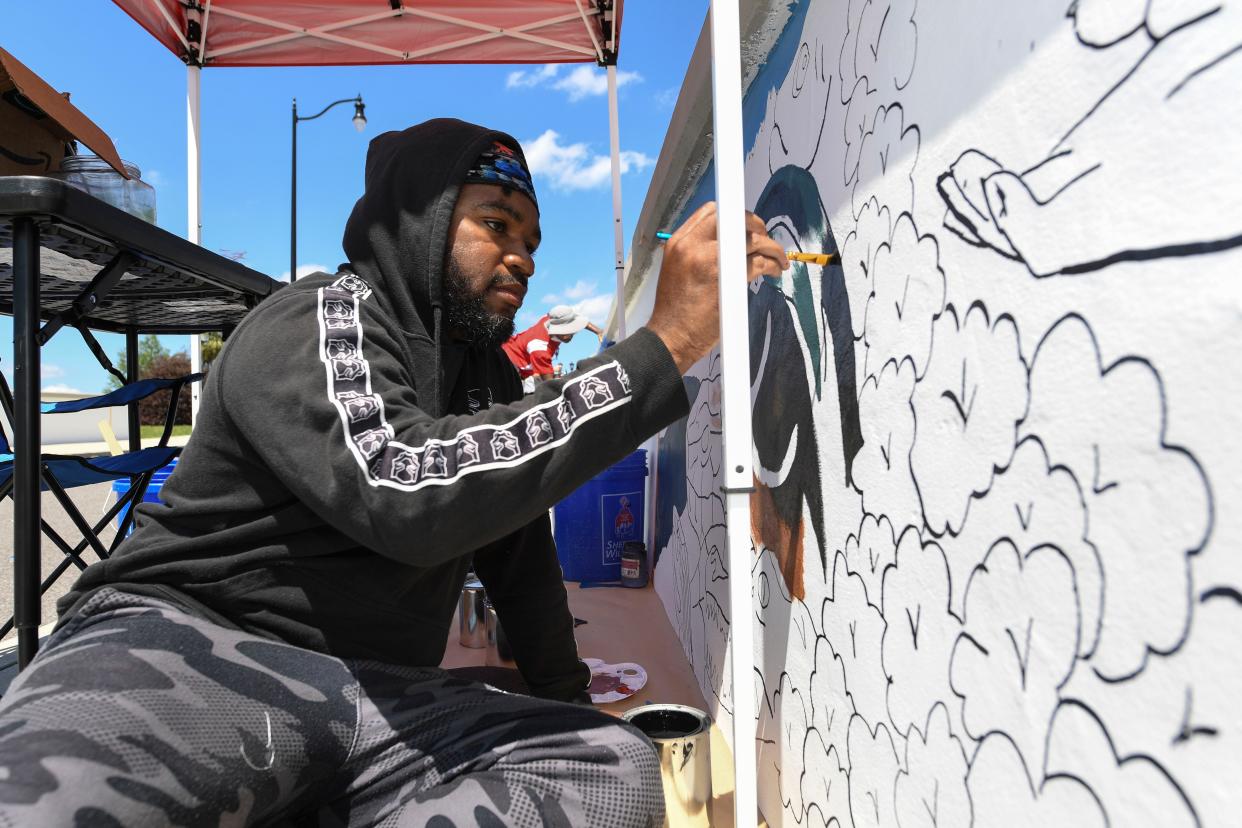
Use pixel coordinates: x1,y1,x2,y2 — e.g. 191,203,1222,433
458,577,487,649
620,540,649,588
484,601,516,667
622,704,712,826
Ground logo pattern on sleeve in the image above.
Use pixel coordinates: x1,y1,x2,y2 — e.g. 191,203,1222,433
331,272,373,300
457,435,481,466
317,280,632,491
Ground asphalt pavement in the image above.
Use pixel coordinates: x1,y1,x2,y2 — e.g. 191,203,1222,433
0,481,119,643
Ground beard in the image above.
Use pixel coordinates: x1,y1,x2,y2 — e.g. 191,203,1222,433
442,258,517,349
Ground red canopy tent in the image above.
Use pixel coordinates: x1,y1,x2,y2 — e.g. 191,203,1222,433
111,0,622,66
107,3,760,822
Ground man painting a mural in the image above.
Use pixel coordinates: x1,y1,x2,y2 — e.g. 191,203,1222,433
503,304,605,393
0,118,789,825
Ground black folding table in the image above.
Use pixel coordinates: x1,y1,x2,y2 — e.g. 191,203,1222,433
0,175,281,669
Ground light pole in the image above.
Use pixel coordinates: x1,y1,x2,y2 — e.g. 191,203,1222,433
291,95,367,283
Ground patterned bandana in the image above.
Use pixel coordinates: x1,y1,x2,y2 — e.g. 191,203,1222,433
464,141,538,209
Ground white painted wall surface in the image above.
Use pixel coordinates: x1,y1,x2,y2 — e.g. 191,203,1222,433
630,1,1242,824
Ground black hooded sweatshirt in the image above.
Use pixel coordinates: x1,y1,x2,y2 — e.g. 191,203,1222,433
57,119,689,702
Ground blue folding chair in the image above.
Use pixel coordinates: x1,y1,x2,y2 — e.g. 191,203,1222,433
0,370,200,640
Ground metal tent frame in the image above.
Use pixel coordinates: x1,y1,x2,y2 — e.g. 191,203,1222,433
707,3,754,823
114,1,754,822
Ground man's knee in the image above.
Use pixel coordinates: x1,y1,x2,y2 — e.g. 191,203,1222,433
608,719,661,777
586,719,666,824
495,703,664,823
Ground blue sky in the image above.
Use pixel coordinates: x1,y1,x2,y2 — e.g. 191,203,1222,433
1,0,707,393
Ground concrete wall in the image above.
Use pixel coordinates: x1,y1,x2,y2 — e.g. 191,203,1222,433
0,392,130,449
626,1,1241,825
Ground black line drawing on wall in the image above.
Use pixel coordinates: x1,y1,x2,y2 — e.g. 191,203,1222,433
653,0,1230,825
936,1,1242,276
839,0,918,198
859,213,942,384
850,102,919,221
911,301,1027,537
1017,313,1212,682
661,352,737,717
653,375,699,569
768,35,833,177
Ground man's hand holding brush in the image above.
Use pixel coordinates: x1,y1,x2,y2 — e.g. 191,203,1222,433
644,202,788,374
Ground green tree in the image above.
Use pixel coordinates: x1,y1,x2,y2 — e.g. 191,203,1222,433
104,333,226,392
200,332,223,365
105,334,171,390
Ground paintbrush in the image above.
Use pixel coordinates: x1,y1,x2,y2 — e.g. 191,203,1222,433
785,252,836,265
654,231,836,267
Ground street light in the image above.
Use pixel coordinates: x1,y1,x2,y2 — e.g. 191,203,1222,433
291,94,367,283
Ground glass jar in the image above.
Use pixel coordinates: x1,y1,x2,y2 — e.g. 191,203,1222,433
56,154,157,224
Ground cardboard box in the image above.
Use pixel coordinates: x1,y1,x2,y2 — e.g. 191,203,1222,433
0,46,127,177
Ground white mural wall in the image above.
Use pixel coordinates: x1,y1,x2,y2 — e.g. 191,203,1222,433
644,1,1241,825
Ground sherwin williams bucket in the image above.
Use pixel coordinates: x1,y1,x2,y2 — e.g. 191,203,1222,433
110,460,177,531
552,449,647,582
622,704,713,826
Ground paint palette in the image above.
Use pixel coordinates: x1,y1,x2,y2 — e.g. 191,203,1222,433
584,657,647,704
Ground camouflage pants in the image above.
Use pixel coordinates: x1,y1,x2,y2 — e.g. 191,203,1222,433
0,589,664,827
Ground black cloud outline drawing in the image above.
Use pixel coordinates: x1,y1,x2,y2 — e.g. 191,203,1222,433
1020,312,1213,682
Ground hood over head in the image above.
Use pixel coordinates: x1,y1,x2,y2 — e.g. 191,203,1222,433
341,118,535,414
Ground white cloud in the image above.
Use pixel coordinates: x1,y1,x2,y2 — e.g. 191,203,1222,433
655,87,679,108
572,293,613,324
563,279,597,300
507,64,641,102
143,168,166,188
276,262,329,283
42,383,87,395
542,280,597,305
42,363,65,379
506,64,560,88
552,65,642,102
523,130,652,192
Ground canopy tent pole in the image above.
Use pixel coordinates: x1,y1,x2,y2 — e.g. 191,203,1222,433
607,64,625,340
187,63,203,422
708,1,757,824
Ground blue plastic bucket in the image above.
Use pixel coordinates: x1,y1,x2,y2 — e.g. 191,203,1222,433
553,450,647,582
111,459,178,531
